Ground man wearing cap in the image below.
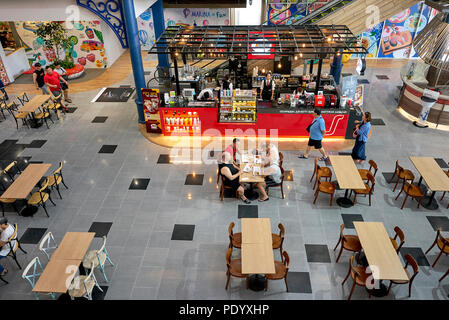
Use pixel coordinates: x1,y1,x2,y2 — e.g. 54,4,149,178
0,218,16,276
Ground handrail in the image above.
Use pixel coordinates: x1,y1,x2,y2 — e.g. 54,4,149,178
292,0,352,25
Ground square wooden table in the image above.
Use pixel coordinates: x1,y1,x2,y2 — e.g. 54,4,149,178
410,157,449,210
0,163,51,216
354,222,409,296
51,232,95,261
329,155,366,208
32,259,82,294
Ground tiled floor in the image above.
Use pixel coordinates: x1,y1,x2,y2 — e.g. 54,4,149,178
1,64,449,301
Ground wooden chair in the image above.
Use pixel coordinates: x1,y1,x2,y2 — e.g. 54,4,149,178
279,152,284,168
439,169,449,209
225,247,248,290
6,101,18,111
313,172,336,206
349,171,375,206
34,104,54,129
266,166,285,199
394,175,424,210
47,101,63,117
342,255,373,300
358,159,378,181
387,253,418,297
6,223,27,269
0,199,19,217
265,251,289,292
389,160,415,192
219,175,238,201
228,222,242,249
390,226,405,253
82,236,114,282
0,102,7,120
334,224,362,263
27,178,56,217
8,108,29,130
16,92,29,106
425,228,449,267
22,257,55,300
310,158,332,190
3,161,21,181
47,161,69,199
38,232,58,260
272,223,285,261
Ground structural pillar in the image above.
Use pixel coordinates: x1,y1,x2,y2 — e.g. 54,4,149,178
122,0,146,124
152,0,170,69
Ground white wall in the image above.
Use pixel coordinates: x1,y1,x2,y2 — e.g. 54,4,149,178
100,21,126,67
0,46,29,81
235,0,262,25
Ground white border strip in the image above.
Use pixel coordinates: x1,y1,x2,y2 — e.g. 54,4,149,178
92,87,107,103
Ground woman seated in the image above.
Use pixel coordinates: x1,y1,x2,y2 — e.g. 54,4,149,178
219,152,251,204
255,143,282,202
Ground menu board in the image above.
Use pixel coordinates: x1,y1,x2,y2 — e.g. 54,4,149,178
142,88,162,134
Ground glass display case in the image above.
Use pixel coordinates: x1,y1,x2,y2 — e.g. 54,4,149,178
218,89,257,123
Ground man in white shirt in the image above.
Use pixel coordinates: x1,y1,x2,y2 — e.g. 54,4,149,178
54,62,72,103
0,218,16,276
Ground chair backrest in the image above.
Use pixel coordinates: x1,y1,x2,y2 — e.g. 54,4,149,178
403,253,419,280
368,160,378,177
437,229,449,249
393,226,405,243
279,152,284,167
3,161,17,174
280,166,285,183
313,158,318,173
83,263,96,295
8,223,19,253
339,224,345,240
367,172,375,192
316,171,331,186
39,178,49,193
395,160,404,173
98,236,107,254
228,222,235,237
226,247,232,267
22,257,44,289
278,223,285,238
39,232,58,260
282,251,290,274
53,162,63,175
6,101,15,110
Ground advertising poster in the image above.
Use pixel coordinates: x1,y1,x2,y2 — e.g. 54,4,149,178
378,3,422,59
354,85,364,107
410,3,436,58
142,88,162,134
357,21,384,59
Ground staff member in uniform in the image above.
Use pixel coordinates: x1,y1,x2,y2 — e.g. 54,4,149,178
197,88,214,101
260,71,275,101
299,108,328,161
221,75,233,92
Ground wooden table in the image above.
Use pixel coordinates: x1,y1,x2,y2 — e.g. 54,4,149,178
329,155,366,208
410,157,449,210
52,232,95,261
32,259,81,294
354,222,409,297
241,218,275,291
0,163,51,216
17,95,51,128
239,154,265,184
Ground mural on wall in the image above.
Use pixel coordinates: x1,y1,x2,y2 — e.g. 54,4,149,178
266,0,331,25
357,22,384,58
137,8,230,50
0,56,9,85
14,21,108,68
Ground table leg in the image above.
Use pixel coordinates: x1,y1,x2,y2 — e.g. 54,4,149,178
20,204,38,217
418,176,423,186
336,189,354,208
248,274,266,291
421,191,439,210
367,280,389,297
244,183,259,201
28,112,42,128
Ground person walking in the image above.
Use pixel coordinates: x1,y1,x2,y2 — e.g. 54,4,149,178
54,62,72,103
0,78,8,101
351,111,372,164
299,108,328,161
44,66,69,111
33,63,50,94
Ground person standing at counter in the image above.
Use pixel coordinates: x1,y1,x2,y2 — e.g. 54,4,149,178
260,71,275,101
197,88,214,101
299,108,328,161
221,75,233,92
351,112,372,164
0,78,8,101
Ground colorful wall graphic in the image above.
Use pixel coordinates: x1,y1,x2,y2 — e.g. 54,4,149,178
137,8,230,50
0,56,9,85
357,22,384,58
267,0,331,25
14,21,108,68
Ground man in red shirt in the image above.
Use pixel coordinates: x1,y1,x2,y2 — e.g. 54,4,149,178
44,66,68,111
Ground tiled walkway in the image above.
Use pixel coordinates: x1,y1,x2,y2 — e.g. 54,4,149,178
0,63,449,300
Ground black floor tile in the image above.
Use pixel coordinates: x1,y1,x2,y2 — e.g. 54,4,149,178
382,172,395,183
66,107,77,113
376,75,390,80
371,119,386,126
0,140,18,147
92,116,108,123
27,140,47,148
400,247,430,266
358,79,370,84
98,145,117,154
88,222,113,238
129,178,150,190
341,214,364,229
95,88,135,103
185,174,204,186
157,154,171,164
427,216,449,232
305,244,331,263
171,224,195,241
286,272,312,293
238,205,258,218
19,228,47,244
284,170,294,181
435,158,449,169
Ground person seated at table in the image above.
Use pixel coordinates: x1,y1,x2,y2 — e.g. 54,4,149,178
0,217,16,276
224,137,241,162
255,143,282,202
219,152,251,204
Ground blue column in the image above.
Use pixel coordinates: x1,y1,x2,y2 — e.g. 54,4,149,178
152,0,169,68
122,0,146,124
330,50,343,86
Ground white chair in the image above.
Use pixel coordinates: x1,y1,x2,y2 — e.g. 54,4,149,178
68,263,103,300
38,232,58,260
82,236,114,282
22,257,55,300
